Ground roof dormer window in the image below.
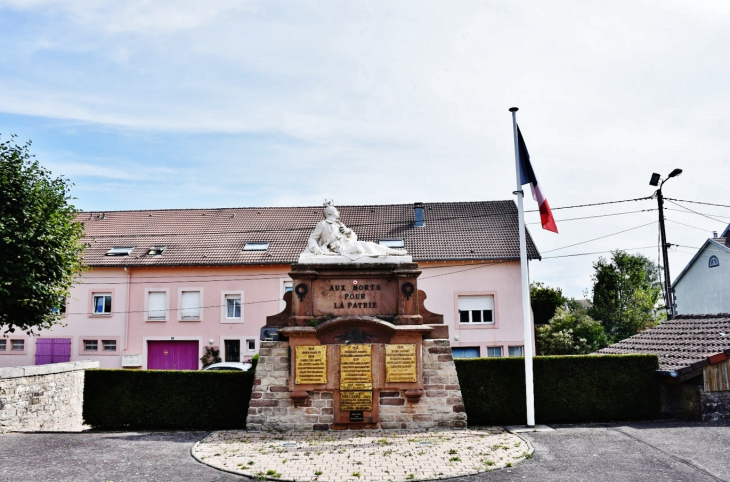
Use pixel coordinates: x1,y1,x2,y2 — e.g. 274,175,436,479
147,246,167,256
243,242,269,251
106,247,135,256
379,239,404,248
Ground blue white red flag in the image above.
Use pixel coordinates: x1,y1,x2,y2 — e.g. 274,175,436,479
517,126,558,233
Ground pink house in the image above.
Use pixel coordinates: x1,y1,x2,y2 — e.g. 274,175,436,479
0,201,540,369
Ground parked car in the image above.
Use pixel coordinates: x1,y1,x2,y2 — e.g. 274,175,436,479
203,362,252,372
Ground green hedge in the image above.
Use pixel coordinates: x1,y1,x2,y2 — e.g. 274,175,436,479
83,369,255,430
455,355,660,425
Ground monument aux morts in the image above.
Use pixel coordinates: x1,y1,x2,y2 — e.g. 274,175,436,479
246,202,466,430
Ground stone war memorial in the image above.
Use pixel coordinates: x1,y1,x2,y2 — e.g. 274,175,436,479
247,201,467,431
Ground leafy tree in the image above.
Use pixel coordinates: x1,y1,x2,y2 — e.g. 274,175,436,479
530,282,567,325
588,250,664,343
0,135,86,334
536,308,609,355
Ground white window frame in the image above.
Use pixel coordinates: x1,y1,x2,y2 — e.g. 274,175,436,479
508,346,524,357
92,293,112,315
246,339,257,352
243,242,269,251
220,291,244,323
106,246,135,256
145,289,169,322
12,340,25,351
0,339,6,351
103,340,117,351
487,346,503,358
179,289,203,321
379,239,404,248
457,295,495,324
84,340,99,351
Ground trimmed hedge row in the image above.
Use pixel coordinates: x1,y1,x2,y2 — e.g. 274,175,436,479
454,354,661,425
83,369,254,430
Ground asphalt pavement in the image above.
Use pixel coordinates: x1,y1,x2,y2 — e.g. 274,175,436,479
0,420,728,482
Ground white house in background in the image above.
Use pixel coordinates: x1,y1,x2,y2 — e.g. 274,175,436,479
673,225,730,315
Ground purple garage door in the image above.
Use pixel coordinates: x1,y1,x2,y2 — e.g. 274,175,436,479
35,338,72,365
147,341,199,370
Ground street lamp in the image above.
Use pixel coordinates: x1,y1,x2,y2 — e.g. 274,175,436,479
650,169,682,319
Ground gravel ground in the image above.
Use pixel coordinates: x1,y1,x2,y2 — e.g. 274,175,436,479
0,420,728,482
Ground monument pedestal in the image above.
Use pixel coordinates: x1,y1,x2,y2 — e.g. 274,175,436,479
247,261,466,431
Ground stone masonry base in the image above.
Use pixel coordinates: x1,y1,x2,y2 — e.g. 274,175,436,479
246,340,467,431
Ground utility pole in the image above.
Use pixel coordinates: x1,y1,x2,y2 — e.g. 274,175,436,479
650,169,682,319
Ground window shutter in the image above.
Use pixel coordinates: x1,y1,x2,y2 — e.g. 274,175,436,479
457,296,494,311
148,292,166,319
181,291,200,319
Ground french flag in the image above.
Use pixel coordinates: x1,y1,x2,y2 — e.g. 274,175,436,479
517,126,558,233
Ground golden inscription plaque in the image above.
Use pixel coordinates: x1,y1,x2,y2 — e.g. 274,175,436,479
340,390,373,411
340,344,372,390
295,345,327,385
385,344,417,383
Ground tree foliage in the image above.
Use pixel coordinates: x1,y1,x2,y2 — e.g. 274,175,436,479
0,135,86,334
530,282,568,325
588,250,664,343
536,308,609,355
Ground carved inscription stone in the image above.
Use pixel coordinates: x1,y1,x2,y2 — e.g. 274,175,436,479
340,390,373,411
313,279,396,316
340,344,372,390
385,344,417,383
294,345,327,385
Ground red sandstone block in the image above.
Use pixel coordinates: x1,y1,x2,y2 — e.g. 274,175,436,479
437,354,453,362
250,399,278,407
453,404,465,413
270,386,290,392
445,385,460,390
453,420,468,428
414,414,433,422
424,384,445,390
446,396,463,405
313,424,329,431
320,392,334,399
321,408,334,415
250,393,263,399
428,347,450,354
253,379,262,385
305,407,320,414
381,398,405,406
426,390,447,398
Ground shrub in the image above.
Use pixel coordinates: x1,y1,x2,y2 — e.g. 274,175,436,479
83,369,254,430
455,354,660,425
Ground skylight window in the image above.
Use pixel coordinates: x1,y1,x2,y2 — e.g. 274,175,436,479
379,239,404,248
106,247,135,256
243,242,269,251
147,246,167,256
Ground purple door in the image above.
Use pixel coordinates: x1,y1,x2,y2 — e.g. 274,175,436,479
35,339,72,365
148,341,199,370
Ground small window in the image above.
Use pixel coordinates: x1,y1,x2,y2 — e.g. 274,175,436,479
709,255,720,268
487,346,503,357
226,294,241,319
247,339,256,352
284,281,293,293
84,340,98,351
181,291,201,320
0,340,6,351
93,294,112,314
147,246,167,256
379,239,404,248
508,346,524,357
12,340,24,351
243,242,269,251
148,292,167,320
103,340,117,351
458,295,494,324
106,246,135,256
452,347,480,358
225,340,241,362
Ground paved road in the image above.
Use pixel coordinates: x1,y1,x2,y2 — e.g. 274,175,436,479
0,420,728,482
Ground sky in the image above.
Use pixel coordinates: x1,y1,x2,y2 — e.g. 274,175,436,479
1,0,729,299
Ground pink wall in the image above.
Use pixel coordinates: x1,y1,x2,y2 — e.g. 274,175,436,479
0,260,533,368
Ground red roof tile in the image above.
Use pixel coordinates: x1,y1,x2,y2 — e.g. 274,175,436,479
77,201,540,267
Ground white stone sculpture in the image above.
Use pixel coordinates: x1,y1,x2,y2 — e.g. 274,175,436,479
299,201,411,263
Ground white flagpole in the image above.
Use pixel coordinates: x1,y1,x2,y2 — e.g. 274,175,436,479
509,106,536,427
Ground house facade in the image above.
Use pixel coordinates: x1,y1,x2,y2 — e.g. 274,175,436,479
672,226,730,315
0,201,540,369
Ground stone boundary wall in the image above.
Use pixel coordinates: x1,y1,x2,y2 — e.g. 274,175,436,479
0,360,99,433
246,340,466,431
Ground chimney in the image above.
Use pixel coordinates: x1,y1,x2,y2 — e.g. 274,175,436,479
713,231,718,238
414,202,425,227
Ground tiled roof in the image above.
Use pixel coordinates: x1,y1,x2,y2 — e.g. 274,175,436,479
597,314,730,372
77,201,540,267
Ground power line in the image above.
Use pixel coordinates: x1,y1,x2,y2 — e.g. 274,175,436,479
541,221,657,254
665,208,730,221
541,246,657,259
526,209,655,225
665,198,730,209
665,218,716,233
666,200,726,224
525,196,652,213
